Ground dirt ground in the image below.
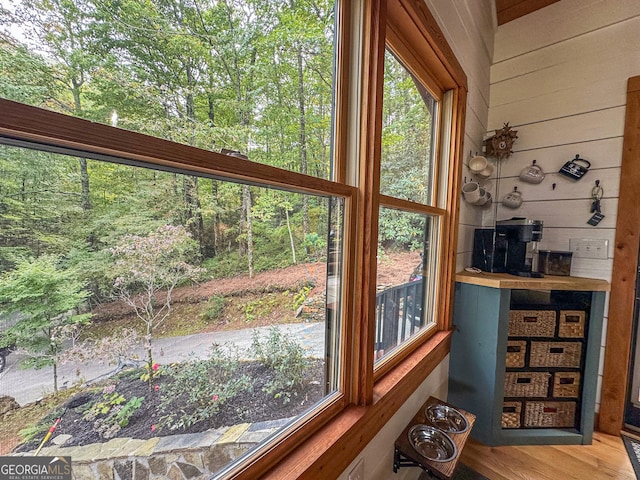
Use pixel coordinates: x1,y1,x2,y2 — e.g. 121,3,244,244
91,251,421,322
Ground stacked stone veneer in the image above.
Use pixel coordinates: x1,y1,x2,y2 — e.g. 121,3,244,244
15,418,292,480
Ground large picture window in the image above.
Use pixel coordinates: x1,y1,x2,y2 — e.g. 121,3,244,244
0,0,467,477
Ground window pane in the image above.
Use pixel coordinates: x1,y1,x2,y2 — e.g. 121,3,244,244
0,0,336,179
380,49,437,203
375,207,437,363
0,144,344,476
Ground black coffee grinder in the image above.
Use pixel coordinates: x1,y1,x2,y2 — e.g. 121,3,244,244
472,217,543,276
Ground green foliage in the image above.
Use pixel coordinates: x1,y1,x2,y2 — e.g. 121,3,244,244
302,232,326,262
83,390,126,419
114,396,144,428
203,252,247,279
158,345,252,431
201,295,226,322
81,385,144,439
293,285,312,310
0,255,91,376
252,327,308,404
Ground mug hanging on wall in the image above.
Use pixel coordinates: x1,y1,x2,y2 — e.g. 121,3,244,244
519,160,545,184
559,154,591,180
502,186,523,209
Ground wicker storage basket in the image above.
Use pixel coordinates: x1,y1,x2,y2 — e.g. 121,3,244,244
502,401,521,429
558,310,586,338
506,340,527,368
553,372,581,398
504,372,550,397
529,341,582,368
509,310,556,337
524,401,576,428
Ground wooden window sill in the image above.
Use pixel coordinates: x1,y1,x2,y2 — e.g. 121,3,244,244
259,330,452,479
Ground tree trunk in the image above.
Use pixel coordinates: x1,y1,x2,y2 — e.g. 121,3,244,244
79,158,91,212
297,46,309,237
211,179,219,257
243,185,254,278
286,208,296,264
53,361,58,392
72,79,92,213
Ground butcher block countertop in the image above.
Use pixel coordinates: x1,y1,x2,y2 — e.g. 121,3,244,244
455,271,610,292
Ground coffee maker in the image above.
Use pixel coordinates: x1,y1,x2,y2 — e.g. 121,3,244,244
472,218,544,276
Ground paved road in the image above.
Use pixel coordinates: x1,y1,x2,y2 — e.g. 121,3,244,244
0,322,325,406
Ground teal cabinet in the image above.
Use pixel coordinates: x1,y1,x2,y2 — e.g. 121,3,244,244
447,273,607,446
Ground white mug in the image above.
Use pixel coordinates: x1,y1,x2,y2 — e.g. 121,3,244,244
478,162,494,178
462,181,481,204
475,188,492,206
469,156,488,174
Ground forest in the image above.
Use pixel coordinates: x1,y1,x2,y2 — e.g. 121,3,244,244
0,0,432,332
0,1,436,463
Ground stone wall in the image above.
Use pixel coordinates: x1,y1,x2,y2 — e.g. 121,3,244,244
17,418,292,480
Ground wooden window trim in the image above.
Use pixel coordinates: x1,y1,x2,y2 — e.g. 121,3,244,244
0,0,467,476
361,0,467,384
599,76,640,434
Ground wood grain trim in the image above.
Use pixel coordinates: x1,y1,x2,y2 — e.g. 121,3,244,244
495,0,561,26
599,76,640,435
441,88,466,330
332,0,351,185
260,331,452,479
387,0,467,90
352,0,386,406
0,99,354,199
379,194,446,216
455,271,611,292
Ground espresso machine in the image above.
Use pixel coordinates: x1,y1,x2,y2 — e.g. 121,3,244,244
472,217,544,276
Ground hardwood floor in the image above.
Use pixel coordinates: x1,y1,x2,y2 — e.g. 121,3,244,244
459,431,636,479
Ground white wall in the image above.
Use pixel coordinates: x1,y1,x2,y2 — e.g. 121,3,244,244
337,359,449,480
488,0,640,411
430,0,497,271
337,1,495,478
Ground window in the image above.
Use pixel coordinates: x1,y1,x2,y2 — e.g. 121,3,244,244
374,49,441,367
0,0,467,477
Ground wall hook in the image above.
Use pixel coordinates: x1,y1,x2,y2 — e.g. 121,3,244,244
552,183,556,190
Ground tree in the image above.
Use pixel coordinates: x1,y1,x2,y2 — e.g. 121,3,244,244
109,224,202,380
0,255,91,391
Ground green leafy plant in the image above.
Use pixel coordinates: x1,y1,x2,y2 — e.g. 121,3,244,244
293,285,312,310
251,327,308,404
201,295,226,321
157,345,252,431
82,386,126,420
114,396,144,428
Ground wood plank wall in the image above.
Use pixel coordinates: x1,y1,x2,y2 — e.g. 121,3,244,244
426,0,496,271
483,0,640,413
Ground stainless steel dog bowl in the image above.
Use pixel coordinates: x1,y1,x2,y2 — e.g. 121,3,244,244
408,424,457,462
425,404,469,433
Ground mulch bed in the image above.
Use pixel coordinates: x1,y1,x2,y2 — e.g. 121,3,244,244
15,359,324,452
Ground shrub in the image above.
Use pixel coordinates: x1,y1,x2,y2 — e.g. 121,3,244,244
201,295,226,321
157,344,252,431
251,327,308,404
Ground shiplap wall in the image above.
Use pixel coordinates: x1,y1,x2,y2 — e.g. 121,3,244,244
487,0,640,412
337,1,495,478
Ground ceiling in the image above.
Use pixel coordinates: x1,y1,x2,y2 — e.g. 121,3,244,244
495,0,562,25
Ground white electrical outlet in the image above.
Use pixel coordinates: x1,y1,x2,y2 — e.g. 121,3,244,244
348,458,364,480
569,238,609,259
